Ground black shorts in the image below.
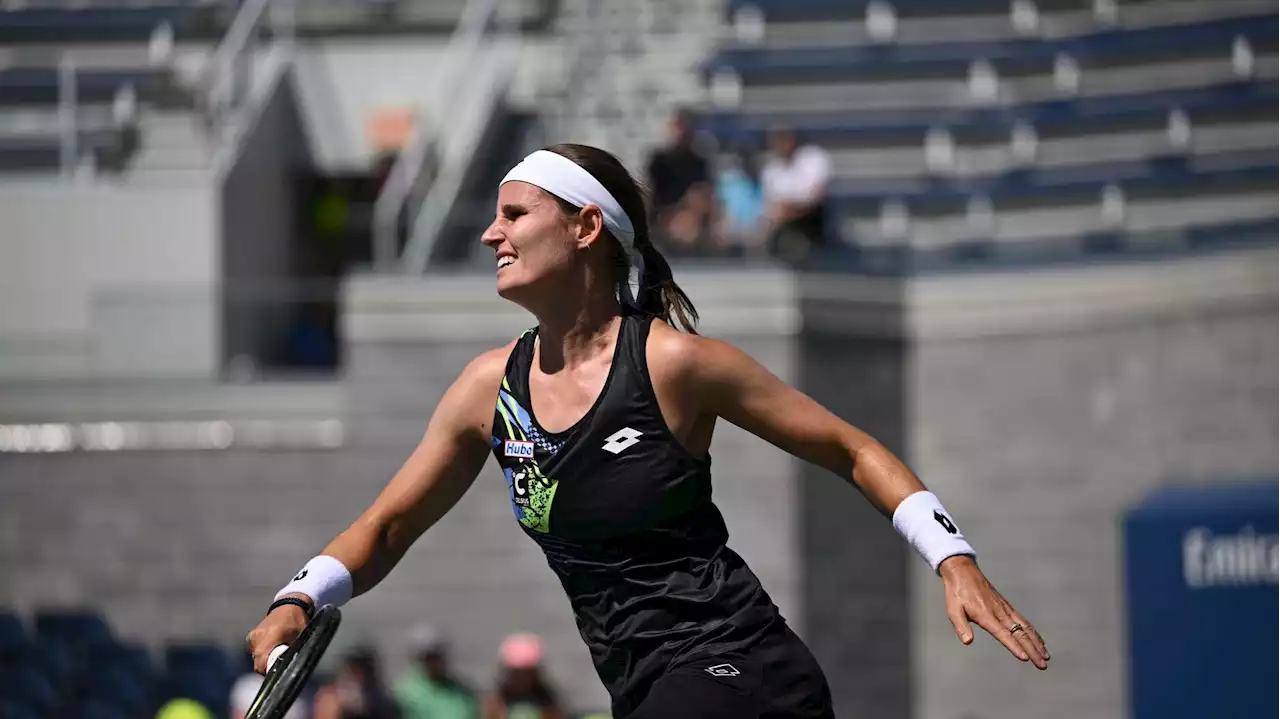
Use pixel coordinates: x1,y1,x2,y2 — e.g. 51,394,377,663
624,625,835,719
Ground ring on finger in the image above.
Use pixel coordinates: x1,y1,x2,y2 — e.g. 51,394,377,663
1008,622,1024,634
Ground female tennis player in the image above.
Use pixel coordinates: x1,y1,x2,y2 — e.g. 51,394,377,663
247,144,1049,718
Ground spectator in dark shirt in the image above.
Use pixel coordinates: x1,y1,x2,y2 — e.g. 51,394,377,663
646,109,714,255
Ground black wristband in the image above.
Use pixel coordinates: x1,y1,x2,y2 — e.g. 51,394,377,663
268,596,314,619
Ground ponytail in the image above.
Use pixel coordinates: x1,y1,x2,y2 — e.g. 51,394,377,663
637,240,699,334
543,143,700,334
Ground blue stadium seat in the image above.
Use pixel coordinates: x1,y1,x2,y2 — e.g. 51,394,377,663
0,68,161,107
26,638,89,698
90,640,155,680
806,216,1277,276
83,660,154,715
0,6,197,43
728,0,1201,22
163,641,235,714
706,13,1277,82
0,701,42,719
0,141,60,172
67,699,130,719
0,665,59,715
164,643,234,680
700,81,1278,145
727,0,1020,22
33,609,113,648
0,613,29,659
827,151,1276,205
159,674,230,718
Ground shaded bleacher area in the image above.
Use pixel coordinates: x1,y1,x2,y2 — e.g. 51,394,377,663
0,0,556,44
700,0,1278,273
0,1,211,175
0,608,239,719
0,0,556,175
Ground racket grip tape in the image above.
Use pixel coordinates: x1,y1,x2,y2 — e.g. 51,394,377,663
267,645,289,670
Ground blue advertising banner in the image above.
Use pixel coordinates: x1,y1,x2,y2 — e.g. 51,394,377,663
1125,481,1278,719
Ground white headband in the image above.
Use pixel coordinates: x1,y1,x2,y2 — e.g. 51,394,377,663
501,150,646,310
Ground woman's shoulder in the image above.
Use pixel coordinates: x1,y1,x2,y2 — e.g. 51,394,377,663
645,319,732,382
449,339,520,401
647,318,764,392
470,340,520,375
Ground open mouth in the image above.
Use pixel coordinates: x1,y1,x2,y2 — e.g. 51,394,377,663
497,256,516,270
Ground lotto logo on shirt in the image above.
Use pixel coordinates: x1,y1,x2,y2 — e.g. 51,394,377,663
504,440,535,459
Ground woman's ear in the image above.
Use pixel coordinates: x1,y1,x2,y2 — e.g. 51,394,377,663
575,205,606,249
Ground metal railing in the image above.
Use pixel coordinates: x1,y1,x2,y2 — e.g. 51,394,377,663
57,57,78,178
371,0,510,272
204,0,297,168
40,0,295,179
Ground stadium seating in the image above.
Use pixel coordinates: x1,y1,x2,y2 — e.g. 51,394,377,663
0,608,237,719
163,642,237,717
0,4,199,44
0,613,29,658
0,0,212,175
699,0,1278,270
0,665,59,717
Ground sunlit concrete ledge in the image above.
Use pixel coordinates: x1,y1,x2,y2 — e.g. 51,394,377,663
345,247,1278,343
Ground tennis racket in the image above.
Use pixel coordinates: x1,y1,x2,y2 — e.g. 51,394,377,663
245,604,342,719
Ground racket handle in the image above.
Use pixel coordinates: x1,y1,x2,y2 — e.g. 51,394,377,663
267,644,288,670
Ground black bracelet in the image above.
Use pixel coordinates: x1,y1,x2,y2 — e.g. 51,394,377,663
268,596,314,619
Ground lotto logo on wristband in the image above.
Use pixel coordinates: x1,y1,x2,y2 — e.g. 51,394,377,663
504,440,535,459
934,511,958,534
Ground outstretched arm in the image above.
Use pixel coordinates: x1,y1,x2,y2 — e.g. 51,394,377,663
246,346,509,672
688,336,1049,670
317,349,506,596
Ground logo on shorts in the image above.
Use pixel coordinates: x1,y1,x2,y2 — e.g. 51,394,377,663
934,510,958,534
293,569,308,581
504,440,535,459
705,663,740,677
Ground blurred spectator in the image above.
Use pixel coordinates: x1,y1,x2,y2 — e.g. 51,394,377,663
314,646,399,719
480,633,565,719
230,650,305,719
646,109,715,255
395,625,478,719
154,698,215,719
713,147,766,255
761,127,832,259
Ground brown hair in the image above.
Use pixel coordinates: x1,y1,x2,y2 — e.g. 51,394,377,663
542,143,699,334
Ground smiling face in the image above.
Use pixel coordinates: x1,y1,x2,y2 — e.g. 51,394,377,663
481,180,598,308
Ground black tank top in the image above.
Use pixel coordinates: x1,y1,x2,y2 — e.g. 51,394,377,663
489,314,782,709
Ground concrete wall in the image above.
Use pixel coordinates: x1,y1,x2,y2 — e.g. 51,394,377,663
903,252,1279,719
799,330,912,719
0,181,219,379
794,247,1278,719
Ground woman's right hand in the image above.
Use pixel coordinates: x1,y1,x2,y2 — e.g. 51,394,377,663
245,598,311,674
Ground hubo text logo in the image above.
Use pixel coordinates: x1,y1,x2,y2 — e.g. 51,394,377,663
1182,525,1279,588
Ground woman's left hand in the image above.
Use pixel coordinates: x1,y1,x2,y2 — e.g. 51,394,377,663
939,556,1050,670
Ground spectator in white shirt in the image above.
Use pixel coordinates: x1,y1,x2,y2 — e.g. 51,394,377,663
760,128,832,258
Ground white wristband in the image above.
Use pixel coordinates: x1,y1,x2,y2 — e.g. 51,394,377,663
892,491,976,573
274,555,353,609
